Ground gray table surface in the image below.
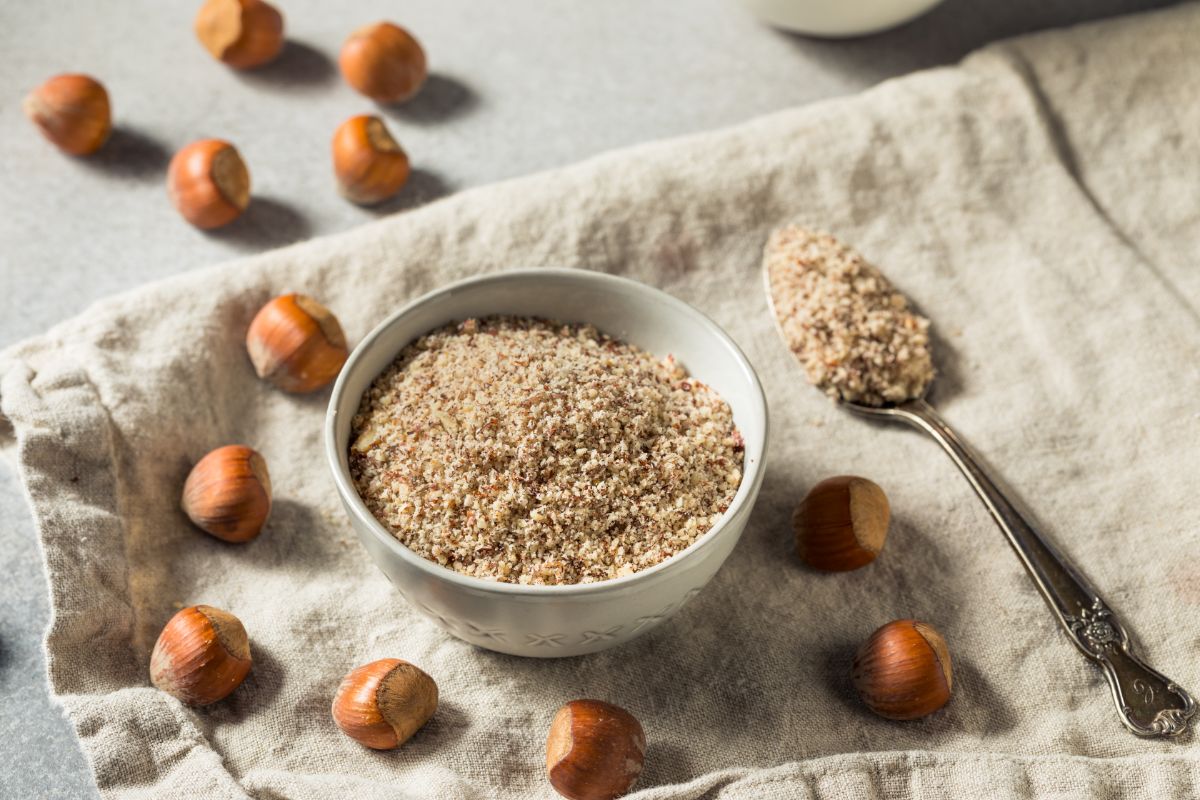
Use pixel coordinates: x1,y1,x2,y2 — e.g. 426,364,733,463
0,0,1173,796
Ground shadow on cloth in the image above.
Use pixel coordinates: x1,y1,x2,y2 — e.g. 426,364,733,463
362,167,453,217
79,125,171,180
233,40,339,90
204,643,286,721
243,499,342,566
639,740,696,790
212,196,312,250
379,74,478,126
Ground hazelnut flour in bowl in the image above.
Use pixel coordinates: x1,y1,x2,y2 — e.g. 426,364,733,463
325,269,768,656
349,316,744,586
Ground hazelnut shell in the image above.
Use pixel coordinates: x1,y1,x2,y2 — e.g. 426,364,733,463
150,605,252,706
23,74,112,156
794,475,889,571
331,658,439,749
852,619,952,720
246,294,349,392
181,444,272,542
332,115,410,205
338,22,427,103
546,699,646,800
194,0,285,69
167,139,251,229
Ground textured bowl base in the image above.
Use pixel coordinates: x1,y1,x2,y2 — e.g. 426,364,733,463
400,585,706,658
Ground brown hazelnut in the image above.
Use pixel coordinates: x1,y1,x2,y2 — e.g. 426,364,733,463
331,658,438,749
167,139,250,229
246,293,348,392
546,699,646,800
338,22,427,103
852,619,952,720
23,74,112,156
794,475,889,571
332,114,410,205
150,605,252,705
194,0,285,69
181,444,271,542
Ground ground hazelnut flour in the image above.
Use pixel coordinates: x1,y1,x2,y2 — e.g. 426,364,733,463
349,316,744,585
765,226,935,406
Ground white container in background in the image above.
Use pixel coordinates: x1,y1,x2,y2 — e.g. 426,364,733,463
739,0,945,37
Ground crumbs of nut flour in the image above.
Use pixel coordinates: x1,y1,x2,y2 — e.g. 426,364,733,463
764,226,934,406
349,316,744,585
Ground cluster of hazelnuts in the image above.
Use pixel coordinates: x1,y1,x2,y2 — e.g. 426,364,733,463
22,0,426,226
151,292,644,800
151,601,645,800
795,475,954,721
153,291,347,711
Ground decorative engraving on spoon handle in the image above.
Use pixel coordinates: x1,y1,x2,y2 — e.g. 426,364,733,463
902,400,1195,737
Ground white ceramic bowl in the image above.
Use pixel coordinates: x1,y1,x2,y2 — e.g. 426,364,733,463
325,269,768,657
738,0,944,37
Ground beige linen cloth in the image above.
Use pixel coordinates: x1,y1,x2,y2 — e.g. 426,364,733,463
3,6,1200,798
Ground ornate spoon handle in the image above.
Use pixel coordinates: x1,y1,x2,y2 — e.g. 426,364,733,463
855,398,1195,737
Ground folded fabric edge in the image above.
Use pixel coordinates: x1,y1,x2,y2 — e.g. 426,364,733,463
0,356,249,798
61,689,252,800
626,748,1200,800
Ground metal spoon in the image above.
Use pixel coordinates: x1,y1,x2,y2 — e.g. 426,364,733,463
765,272,1195,738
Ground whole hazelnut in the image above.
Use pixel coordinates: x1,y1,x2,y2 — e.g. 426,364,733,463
331,658,438,749
194,0,285,69
150,605,252,706
167,139,250,229
181,444,271,542
339,22,427,103
546,699,646,800
794,475,889,571
23,74,112,156
332,115,410,205
246,294,349,392
852,619,952,720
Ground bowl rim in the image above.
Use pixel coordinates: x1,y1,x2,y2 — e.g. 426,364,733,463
324,267,769,597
